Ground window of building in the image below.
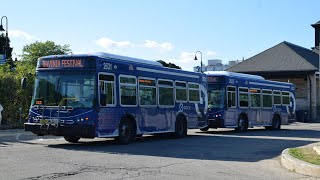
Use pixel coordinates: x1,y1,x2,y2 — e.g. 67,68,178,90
175,81,187,102
227,86,236,108
262,89,272,108
99,73,116,106
238,87,249,107
120,75,137,106
250,89,261,108
158,79,174,106
139,77,156,106
189,83,200,102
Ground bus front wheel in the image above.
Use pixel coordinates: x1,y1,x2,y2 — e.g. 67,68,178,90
235,116,248,132
64,136,80,143
118,118,136,144
173,116,187,138
271,116,281,130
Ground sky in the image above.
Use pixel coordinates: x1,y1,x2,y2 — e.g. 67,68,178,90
1,0,319,71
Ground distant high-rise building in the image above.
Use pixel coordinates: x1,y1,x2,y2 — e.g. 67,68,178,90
193,59,241,72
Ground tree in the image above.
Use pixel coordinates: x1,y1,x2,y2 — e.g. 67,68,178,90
157,60,181,69
22,41,72,65
0,33,13,60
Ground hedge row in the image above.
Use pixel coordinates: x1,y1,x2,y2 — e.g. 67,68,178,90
0,62,35,126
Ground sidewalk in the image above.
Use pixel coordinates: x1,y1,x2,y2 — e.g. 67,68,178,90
0,128,60,142
281,142,320,177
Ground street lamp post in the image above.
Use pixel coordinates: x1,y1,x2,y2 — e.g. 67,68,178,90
194,51,203,73
0,16,8,61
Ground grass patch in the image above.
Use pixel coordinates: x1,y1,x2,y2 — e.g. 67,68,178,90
289,147,320,165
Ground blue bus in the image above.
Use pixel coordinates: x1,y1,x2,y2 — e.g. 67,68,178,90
201,71,295,132
24,53,208,143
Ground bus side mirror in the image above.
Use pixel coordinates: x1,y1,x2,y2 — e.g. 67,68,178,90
21,77,27,89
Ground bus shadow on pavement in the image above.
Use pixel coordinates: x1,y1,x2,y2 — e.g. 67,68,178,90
196,128,320,139
46,128,319,162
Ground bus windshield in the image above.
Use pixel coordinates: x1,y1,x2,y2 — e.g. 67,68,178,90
32,71,96,108
208,85,225,109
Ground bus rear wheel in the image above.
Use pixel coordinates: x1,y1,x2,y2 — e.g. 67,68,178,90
64,136,80,143
272,116,281,130
118,118,136,144
173,116,187,138
265,116,281,130
235,116,248,132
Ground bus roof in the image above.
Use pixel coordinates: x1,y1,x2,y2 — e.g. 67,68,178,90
40,52,163,67
205,71,265,80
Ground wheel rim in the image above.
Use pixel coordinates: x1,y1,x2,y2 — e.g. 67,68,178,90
239,119,244,130
179,121,184,135
121,123,131,138
274,119,280,129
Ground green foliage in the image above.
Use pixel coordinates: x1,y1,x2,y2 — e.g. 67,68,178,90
22,41,71,66
0,61,35,125
289,148,320,165
157,60,181,69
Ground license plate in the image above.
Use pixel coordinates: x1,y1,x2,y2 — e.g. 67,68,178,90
40,119,59,125
40,119,49,124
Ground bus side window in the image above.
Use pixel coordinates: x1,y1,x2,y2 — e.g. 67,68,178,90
188,83,200,103
282,91,290,105
120,75,137,106
262,90,272,108
175,81,187,102
227,86,236,108
238,87,249,108
250,89,261,108
158,79,174,107
139,77,156,106
99,74,115,106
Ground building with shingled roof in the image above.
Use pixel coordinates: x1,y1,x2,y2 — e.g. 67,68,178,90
227,21,320,122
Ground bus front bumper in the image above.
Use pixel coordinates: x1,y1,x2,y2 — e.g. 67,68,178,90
207,118,224,128
24,123,96,138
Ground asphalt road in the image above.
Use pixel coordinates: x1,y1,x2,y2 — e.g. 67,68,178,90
0,123,319,180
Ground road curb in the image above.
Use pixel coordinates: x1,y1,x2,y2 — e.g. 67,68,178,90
313,145,320,155
281,148,320,177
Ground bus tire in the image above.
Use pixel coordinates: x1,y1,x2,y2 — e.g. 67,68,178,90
64,136,80,143
235,115,248,132
272,115,281,130
173,116,187,138
118,118,136,144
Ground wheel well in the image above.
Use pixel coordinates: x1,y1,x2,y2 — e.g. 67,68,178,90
239,113,248,121
177,113,187,125
121,114,137,133
273,114,281,121
238,113,248,126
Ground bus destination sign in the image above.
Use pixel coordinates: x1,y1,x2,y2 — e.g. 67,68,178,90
37,59,95,69
207,76,224,83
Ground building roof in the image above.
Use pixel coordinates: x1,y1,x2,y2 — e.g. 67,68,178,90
227,41,319,73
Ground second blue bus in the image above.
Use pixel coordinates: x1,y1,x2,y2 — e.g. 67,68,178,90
201,71,295,132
